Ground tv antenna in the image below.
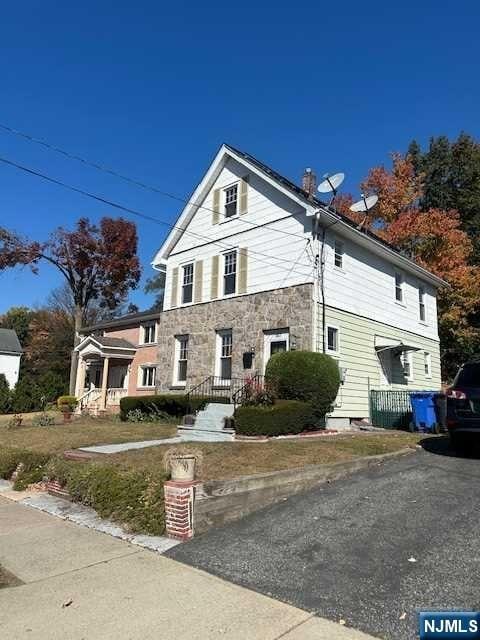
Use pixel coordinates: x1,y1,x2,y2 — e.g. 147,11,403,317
350,194,378,230
317,172,345,207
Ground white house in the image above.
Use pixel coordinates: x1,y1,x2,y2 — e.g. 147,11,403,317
0,329,22,388
75,144,445,425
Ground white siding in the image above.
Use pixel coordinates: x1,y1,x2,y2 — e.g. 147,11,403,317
0,353,21,388
323,229,438,341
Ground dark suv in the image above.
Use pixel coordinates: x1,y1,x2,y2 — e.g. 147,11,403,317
446,361,480,448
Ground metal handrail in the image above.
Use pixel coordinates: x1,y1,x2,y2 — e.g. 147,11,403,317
185,375,252,414
232,374,265,408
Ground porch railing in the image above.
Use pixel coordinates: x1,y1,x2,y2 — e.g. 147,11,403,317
77,388,101,413
185,376,251,414
106,388,128,405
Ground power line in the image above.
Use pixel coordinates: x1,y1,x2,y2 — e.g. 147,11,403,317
0,121,309,241
0,154,313,280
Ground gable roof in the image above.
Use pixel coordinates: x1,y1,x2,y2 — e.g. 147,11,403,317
80,309,160,334
0,329,22,354
152,144,446,288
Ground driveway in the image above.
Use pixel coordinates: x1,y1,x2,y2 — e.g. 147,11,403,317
168,437,480,640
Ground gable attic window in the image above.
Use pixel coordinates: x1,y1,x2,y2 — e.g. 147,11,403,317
395,271,404,303
223,250,237,295
182,263,194,304
224,184,238,218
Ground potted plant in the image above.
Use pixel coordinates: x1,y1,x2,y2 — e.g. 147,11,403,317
57,396,78,423
163,446,203,482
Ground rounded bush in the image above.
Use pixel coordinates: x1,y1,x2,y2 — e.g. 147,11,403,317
235,400,317,436
57,395,77,411
265,351,340,416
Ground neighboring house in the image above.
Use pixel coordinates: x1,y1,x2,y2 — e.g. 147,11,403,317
75,144,445,425
0,329,22,388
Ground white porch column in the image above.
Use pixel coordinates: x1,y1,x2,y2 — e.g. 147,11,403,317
100,357,110,410
75,357,86,398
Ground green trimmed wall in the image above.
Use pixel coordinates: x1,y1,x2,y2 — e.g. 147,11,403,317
317,304,442,420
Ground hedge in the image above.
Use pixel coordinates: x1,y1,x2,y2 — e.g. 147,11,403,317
235,400,318,437
265,351,340,417
46,458,167,535
119,394,230,421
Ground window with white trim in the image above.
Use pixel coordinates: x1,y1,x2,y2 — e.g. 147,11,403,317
334,239,344,269
140,366,156,387
224,184,238,218
142,323,156,344
401,351,413,380
175,336,189,384
424,352,432,378
223,251,237,296
217,330,232,381
395,272,404,303
326,326,339,353
182,263,194,304
419,285,426,322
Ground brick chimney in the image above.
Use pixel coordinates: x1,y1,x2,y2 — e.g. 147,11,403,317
302,168,317,197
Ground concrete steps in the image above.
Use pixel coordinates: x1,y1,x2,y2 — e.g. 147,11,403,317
178,403,235,442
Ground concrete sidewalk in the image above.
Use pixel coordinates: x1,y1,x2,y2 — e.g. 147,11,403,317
0,497,376,640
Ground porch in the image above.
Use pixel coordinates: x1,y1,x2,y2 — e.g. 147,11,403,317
74,335,137,412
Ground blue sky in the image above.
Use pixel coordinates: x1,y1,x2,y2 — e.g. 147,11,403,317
0,0,478,314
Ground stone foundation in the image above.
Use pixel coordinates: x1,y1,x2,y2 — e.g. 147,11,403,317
156,284,313,392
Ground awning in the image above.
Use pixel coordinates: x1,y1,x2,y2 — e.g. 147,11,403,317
374,335,421,355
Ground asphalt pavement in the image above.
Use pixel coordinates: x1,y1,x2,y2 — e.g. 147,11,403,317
168,436,480,640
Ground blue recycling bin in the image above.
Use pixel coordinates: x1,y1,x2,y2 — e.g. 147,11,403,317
409,392,440,433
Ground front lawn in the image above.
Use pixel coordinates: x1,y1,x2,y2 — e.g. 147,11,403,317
0,414,176,454
108,431,422,480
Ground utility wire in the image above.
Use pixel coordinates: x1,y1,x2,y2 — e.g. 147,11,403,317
0,122,309,241
0,154,313,280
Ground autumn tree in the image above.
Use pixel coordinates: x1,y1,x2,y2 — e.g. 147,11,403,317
0,217,141,391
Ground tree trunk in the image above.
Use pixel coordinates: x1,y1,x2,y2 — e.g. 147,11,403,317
69,306,83,395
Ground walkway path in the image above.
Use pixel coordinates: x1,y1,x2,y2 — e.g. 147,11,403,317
0,497,375,639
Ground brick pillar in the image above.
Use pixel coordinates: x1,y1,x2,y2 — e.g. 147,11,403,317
164,480,202,540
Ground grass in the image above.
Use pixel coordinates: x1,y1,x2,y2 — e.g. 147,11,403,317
0,413,176,454
108,431,423,480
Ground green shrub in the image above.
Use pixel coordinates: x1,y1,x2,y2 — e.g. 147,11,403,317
119,394,230,421
57,395,77,411
0,447,50,490
0,374,12,414
235,400,318,436
46,457,166,535
11,376,43,413
265,351,340,417
32,412,55,427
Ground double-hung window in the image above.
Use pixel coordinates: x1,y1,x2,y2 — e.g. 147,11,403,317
395,272,404,303
176,336,189,384
141,366,156,387
182,263,194,304
142,323,156,344
218,330,232,381
224,184,238,218
424,352,432,378
326,326,339,353
334,239,344,269
401,351,412,380
419,286,426,322
223,251,237,295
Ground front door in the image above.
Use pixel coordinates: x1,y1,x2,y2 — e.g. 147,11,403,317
263,330,289,373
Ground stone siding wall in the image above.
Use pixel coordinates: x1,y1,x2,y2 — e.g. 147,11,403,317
156,284,313,392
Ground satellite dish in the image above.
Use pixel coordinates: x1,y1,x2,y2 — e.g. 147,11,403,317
317,172,345,194
350,194,378,213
